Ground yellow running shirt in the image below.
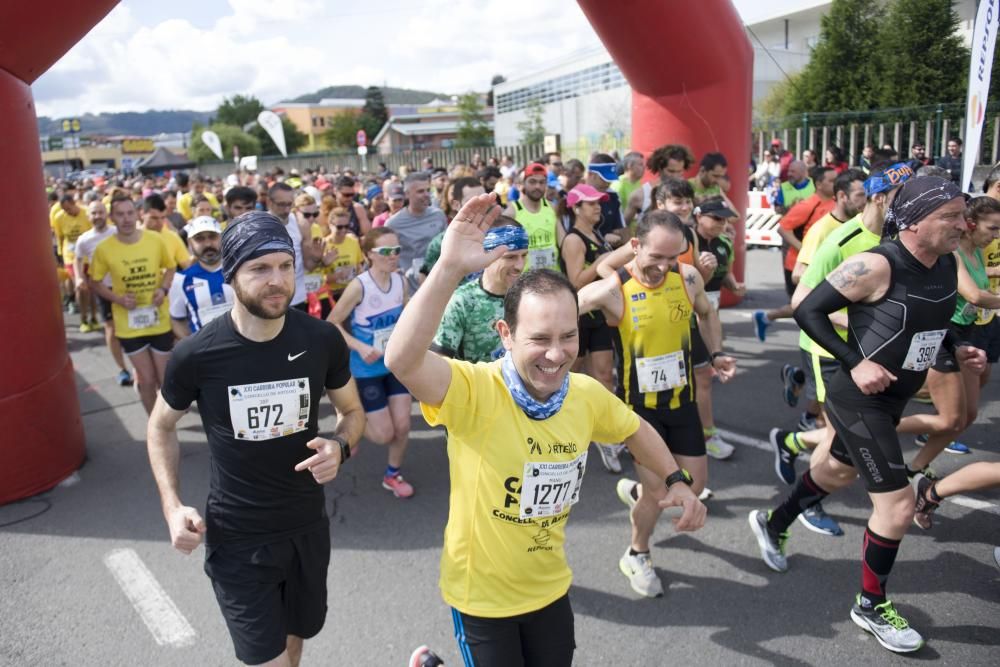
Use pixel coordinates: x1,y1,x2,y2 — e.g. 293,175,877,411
51,208,92,263
978,238,1000,324
325,234,363,295
613,266,695,410
89,231,176,338
421,358,640,618
151,227,192,270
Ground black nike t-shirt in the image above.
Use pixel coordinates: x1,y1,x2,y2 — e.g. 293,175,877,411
161,307,351,546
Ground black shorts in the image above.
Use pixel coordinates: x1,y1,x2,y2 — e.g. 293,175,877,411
801,348,840,404
356,373,409,412
578,319,614,356
118,331,174,355
691,324,710,368
452,593,575,667
206,525,331,665
825,397,909,493
783,267,796,298
970,318,1000,364
96,295,113,324
632,401,705,457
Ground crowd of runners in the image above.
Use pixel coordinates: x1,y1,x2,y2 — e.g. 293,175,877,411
46,140,1000,665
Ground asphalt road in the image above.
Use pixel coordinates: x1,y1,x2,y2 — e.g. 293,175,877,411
2,248,998,666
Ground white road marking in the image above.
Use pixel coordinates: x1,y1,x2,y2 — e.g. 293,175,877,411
718,429,997,513
104,548,197,648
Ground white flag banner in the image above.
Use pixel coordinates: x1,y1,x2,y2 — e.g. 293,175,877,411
257,110,287,157
200,130,223,160
963,0,999,190
239,156,258,172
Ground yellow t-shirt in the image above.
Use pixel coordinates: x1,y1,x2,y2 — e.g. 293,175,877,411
304,224,328,297
149,227,192,270
796,212,854,267
421,358,640,618
325,234,364,294
89,231,176,338
978,238,1000,324
51,208,93,263
177,191,221,221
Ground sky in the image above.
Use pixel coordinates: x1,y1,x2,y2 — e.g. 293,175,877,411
31,0,789,119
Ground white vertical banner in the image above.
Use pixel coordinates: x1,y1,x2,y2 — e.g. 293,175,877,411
200,130,223,160
963,0,999,190
257,110,288,157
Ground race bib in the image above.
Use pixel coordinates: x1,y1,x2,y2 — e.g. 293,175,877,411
228,377,311,441
706,291,721,311
902,329,947,372
961,302,978,319
528,248,557,270
977,306,996,325
519,452,588,519
636,351,687,393
372,326,393,354
304,273,325,294
198,301,232,327
127,306,159,330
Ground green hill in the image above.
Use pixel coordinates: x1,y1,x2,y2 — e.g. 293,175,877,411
37,110,213,137
287,85,449,105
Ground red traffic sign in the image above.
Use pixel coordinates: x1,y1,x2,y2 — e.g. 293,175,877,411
356,129,367,146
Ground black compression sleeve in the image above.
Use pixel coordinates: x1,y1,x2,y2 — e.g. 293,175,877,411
794,280,865,369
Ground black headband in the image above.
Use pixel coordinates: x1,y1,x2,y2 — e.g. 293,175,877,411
882,176,965,239
221,211,295,283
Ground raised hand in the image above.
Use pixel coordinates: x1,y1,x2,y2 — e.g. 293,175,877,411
436,193,505,277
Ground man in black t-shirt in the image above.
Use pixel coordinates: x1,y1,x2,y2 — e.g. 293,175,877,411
147,211,365,667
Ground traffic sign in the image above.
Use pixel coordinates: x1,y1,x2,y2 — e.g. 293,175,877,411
62,118,81,133
49,137,64,150
356,129,367,146
357,145,368,156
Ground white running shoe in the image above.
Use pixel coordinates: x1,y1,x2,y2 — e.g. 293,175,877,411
705,432,735,460
616,478,639,511
595,442,623,473
850,596,925,653
698,487,713,500
619,548,664,597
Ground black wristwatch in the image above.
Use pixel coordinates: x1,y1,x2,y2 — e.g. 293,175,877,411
331,435,351,462
710,351,726,363
665,468,693,489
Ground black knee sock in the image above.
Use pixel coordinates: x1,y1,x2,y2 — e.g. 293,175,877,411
859,527,901,610
767,470,829,537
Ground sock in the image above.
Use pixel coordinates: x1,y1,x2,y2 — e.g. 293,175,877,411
859,527,901,610
385,465,400,479
628,548,649,557
767,469,829,537
905,465,918,478
703,426,717,437
927,482,942,504
629,483,640,502
784,432,803,454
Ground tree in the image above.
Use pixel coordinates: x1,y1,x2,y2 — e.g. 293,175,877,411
874,0,969,108
456,93,493,148
516,98,546,146
249,116,308,156
323,111,364,149
363,86,388,128
486,74,506,107
215,94,265,128
189,123,261,163
784,0,883,115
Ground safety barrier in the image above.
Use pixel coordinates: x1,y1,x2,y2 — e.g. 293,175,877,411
744,190,782,248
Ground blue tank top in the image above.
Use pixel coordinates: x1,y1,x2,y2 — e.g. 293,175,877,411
349,271,404,378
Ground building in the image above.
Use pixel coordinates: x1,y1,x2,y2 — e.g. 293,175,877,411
492,0,979,150
371,99,494,153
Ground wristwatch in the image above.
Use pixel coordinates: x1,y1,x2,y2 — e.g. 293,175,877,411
665,468,693,489
331,434,351,462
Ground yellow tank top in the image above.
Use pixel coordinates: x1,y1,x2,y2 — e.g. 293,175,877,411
514,198,560,271
613,266,695,410
978,239,1000,324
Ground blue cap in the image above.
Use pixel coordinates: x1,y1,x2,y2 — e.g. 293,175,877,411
366,185,382,201
864,162,915,197
588,162,619,183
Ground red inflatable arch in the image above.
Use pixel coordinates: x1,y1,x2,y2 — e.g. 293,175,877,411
0,1,119,504
578,0,753,304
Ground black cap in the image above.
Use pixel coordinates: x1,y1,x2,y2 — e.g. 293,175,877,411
694,199,737,218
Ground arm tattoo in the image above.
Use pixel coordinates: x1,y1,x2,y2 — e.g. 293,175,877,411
685,272,696,286
828,260,871,290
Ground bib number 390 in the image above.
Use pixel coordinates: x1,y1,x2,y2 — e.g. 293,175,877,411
229,377,310,441
902,329,947,372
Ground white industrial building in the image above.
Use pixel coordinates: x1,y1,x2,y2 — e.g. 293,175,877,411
492,0,979,148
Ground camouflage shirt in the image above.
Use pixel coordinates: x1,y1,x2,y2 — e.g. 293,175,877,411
431,278,506,362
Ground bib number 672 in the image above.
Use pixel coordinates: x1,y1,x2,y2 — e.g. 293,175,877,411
247,404,284,429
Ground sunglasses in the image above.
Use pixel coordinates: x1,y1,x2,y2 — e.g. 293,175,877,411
334,224,351,230
299,211,319,219
373,245,402,256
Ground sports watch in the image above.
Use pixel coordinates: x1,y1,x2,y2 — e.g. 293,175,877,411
665,468,693,489
331,434,351,462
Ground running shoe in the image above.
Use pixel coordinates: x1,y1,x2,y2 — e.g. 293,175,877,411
382,473,415,498
797,412,819,432
994,546,1000,570
66,301,78,315
906,465,938,482
619,549,664,597
752,310,770,342
912,474,940,530
705,432,735,460
616,478,639,511
769,428,798,485
698,487,713,501
79,321,93,333
408,646,444,667
595,442,623,474
116,369,134,386
945,441,971,454
796,502,844,536
850,596,924,653
780,364,803,407
913,433,928,447
748,510,788,572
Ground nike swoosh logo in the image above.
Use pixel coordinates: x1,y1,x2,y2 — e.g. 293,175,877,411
288,351,306,361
